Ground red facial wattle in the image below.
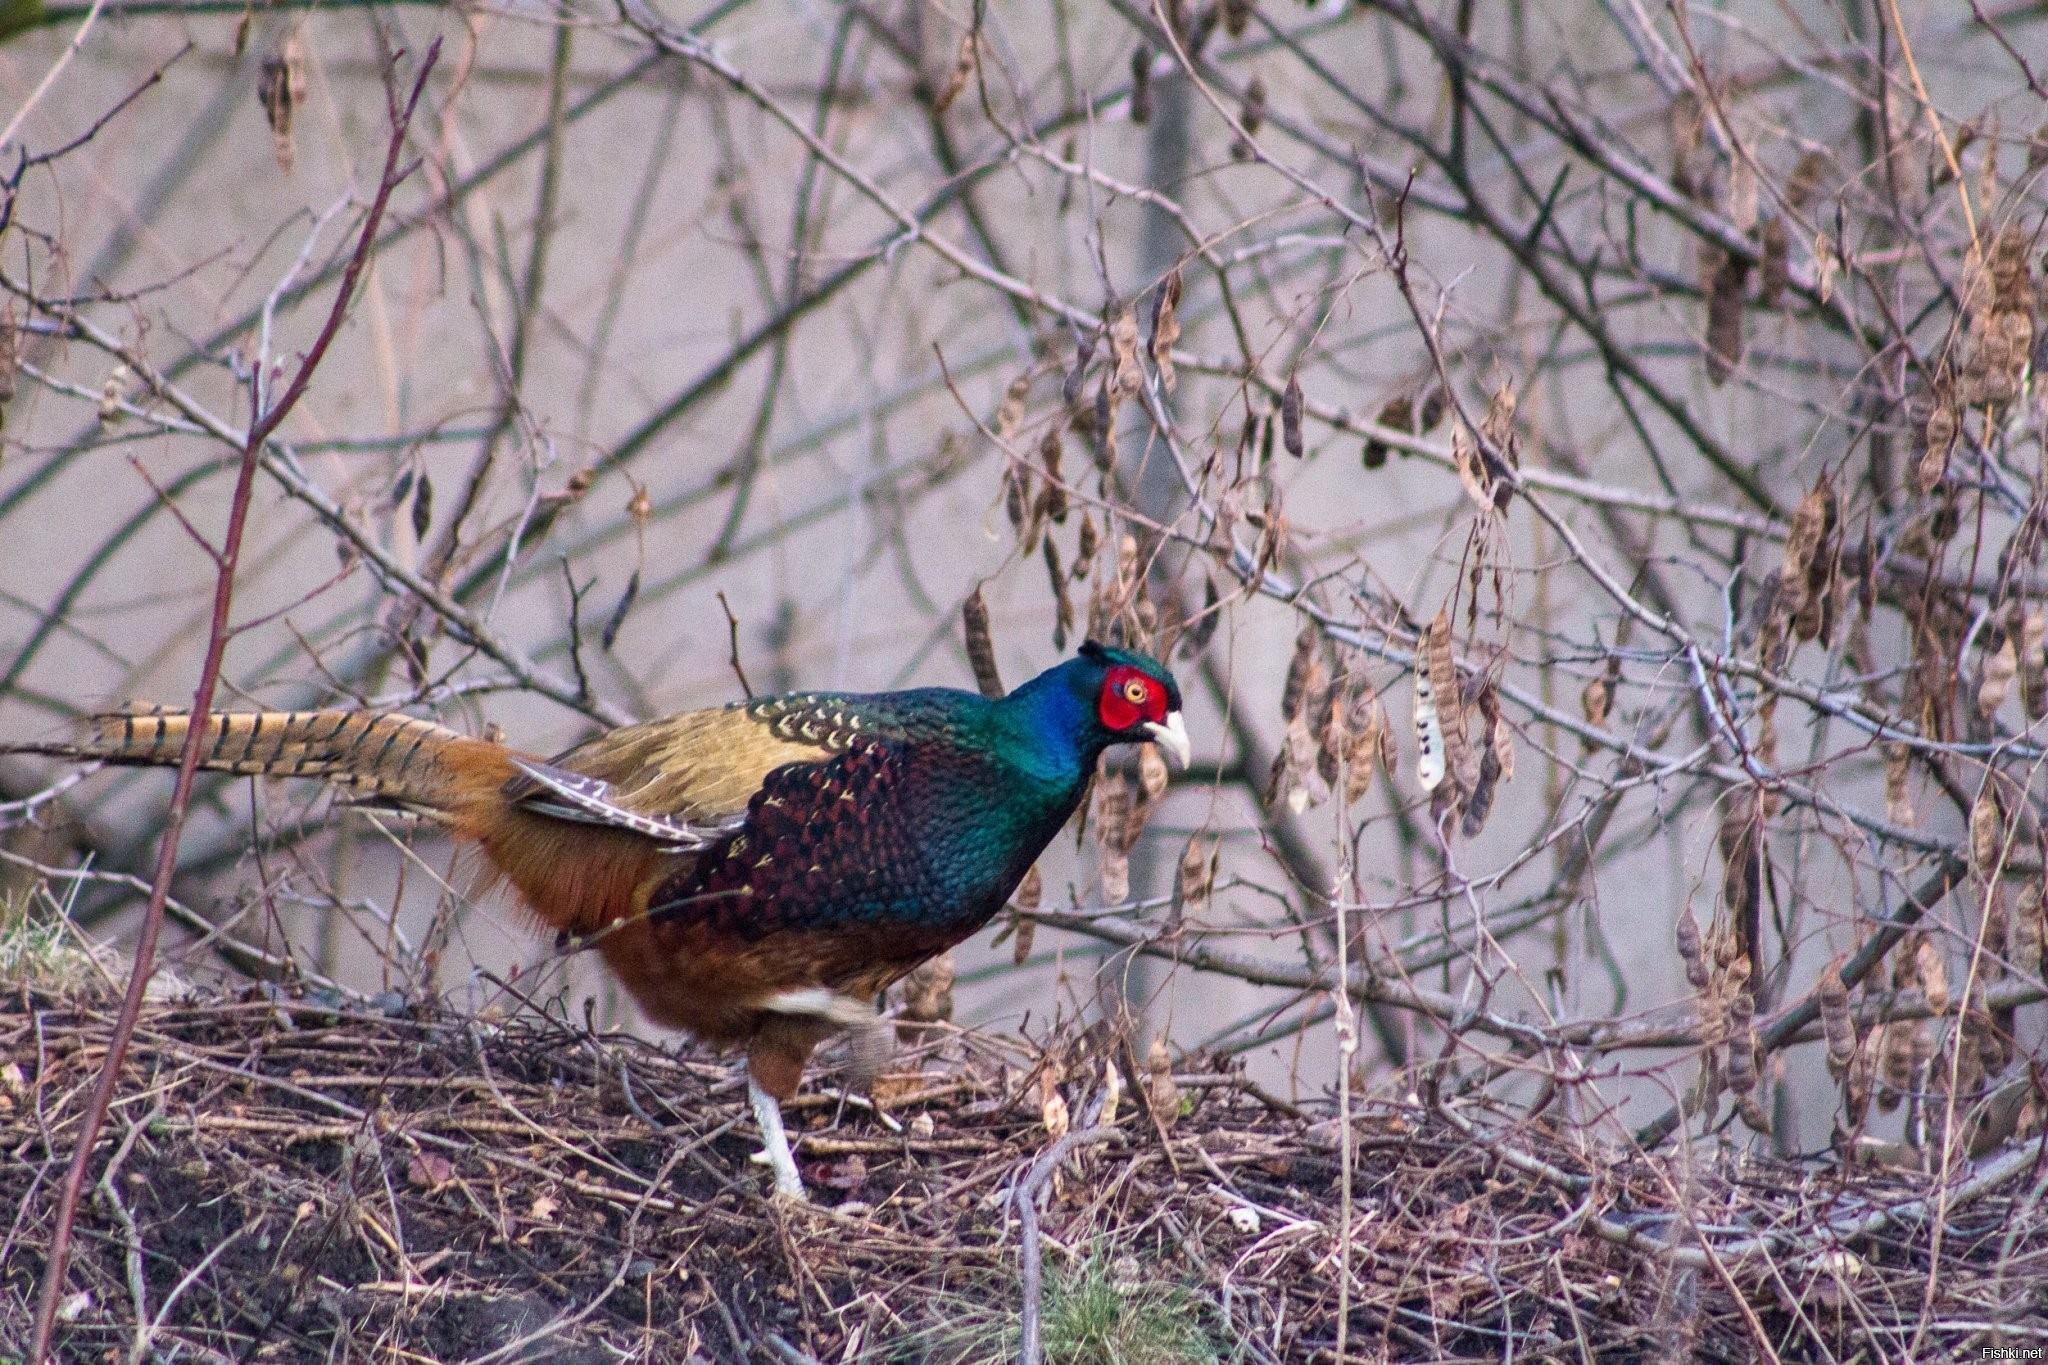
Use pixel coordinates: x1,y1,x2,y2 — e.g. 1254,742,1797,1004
1097,666,1168,733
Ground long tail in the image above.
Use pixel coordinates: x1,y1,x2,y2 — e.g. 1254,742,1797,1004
28,708,521,824
18,708,660,939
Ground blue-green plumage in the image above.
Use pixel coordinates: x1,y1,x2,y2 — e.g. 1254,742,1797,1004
647,643,1183,960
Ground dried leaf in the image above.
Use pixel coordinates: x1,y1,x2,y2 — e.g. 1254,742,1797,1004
1040,1077,1070,1139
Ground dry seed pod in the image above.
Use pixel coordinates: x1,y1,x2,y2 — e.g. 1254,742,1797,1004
1726,984,1759,1098
1129,47,1153,125
1918,380,1958,494
1819,958,1855,1081
1883,743,1914,828
1704,251,1748,386
1413,661,1446,793
930,28,977,114
2016,610,2047,719
1758,217,1789,308
1231,76,1266,159
963,588,1004,699
1044,539,1074,649
1343,696,1387,805
257,35,307,175
1971,787,2005,879
1222,0,1252,36
2014,883,2044,976
1917,939,1950,1015
1108,305,1142,399
1266,714,1316,815
1176,835,1217,920
1424,610,1467,783
1281,374,1304,456
1012,865,1041,965
995,373,1031,440
1981,634,2019,719
1037,429,1068,523
1786,150,1828,210
1315,689,1348,788
1676,905,1709,991
1877,1022,1912,1111
1149,269,1182,391
1363,394,1409,469
1282,625,1323,723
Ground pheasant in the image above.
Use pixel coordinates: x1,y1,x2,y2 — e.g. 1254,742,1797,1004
10,641,1188,1198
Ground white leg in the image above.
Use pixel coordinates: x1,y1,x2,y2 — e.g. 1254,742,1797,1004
747,1077,807,1201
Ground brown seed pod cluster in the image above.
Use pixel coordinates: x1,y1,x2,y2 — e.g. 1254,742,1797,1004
1959,226,2036,412
1777,474,1841,645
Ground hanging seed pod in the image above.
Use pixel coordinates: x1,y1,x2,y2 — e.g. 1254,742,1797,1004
1037,429,1069,523
1175,834,1217,921
2014,883,2044,976
1414,664,1446,793
1222,0,1252,37
1918,938,1950,1015
1875,1021,1912,1112
257,34,307,175
1758,217,1789,309
1315,689,1348,788
1460,686,1503,838
1075,511,1100,573
1971,787,2005,880
1423,610,1467,787
1012,865,1040,966
1280,374,1304,456
1581,670,1613,730
1342,695,1387,805
2015,609,2047,719
963,588,1004,699
995,373,1031,441
1981,629,2019,720
1231,75,1265,159
1282,625,1322,723
1918,377,1958,494
1786,150,1828,210
1704,250,1749,386
0,304,17,414
1149,269,1182,391
1108,304,1143,399
1883,743,1914,828
1725,982,1759,1100
1129,46,1154,125
1045,538,1074,650
1266,715,1316,814
930,28,977,115
1363,394,1409,469
1820,958,1855,1081
98,365,129,426
1677,905,1710,992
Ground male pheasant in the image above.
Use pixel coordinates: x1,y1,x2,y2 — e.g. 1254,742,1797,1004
11,642,1188,1197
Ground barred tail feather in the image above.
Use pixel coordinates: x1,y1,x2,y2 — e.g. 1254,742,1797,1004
49,708,519,819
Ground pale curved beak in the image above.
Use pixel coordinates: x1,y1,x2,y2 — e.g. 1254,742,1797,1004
1144,711,1192,768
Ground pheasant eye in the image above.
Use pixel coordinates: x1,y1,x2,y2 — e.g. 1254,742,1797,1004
1123,680,1149,704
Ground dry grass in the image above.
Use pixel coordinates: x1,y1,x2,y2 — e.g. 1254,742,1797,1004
2,985,2046,1362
